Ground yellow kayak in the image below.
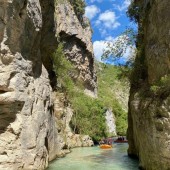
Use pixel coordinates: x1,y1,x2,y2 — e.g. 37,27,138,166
100,144,112,149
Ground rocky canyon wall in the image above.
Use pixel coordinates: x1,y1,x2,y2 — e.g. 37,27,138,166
55,1,97,97
127,0,170,170
0,0,96,169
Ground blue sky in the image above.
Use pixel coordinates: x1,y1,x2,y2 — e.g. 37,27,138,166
85,0,136,62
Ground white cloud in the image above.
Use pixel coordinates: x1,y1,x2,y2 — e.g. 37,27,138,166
113,0,131,11
93,40,108,62
105,36,115,41
93,35,136,62
123,46,136,61
96,10,120,29
98,28,108,37
85,5,100,20
89,0,103,3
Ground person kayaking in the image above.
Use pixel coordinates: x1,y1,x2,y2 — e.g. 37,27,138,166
99,139,112,149
100,138,111,144
114,136,128,143
99,139,105,145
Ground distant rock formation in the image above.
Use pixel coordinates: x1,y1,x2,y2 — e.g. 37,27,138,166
105,109,117,136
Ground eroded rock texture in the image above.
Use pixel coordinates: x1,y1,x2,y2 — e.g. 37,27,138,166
53,92,93,157
0,0,96,169
0,0,58,169
105,109,117,136
56,2,97,97
128,0,170,169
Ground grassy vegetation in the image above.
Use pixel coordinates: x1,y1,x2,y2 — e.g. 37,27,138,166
96,62,129,136
127,0,149,89
70,92,107,142
127,0,141,23
52,43,108,142
150,74,170,97
52,43,75,92
52,43,129,142
69,0,86,23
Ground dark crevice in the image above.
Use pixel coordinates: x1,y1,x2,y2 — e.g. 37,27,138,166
7,71,19,87
45,136,49,153
62,144,68,149
39,0,58,89
48,104,54,115
0,90,7,94
59,31,90,53
128,153,139,159
0,102,24,134
19,0,27,18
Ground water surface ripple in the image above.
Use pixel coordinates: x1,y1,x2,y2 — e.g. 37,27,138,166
48,144,139,170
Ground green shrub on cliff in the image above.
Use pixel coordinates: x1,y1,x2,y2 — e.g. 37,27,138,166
53,43,128,142
69,62,129,140
150,74,170,96
55,0,86,25
52,43,108,142
70,93,107,142
96,63,128,136
69,0,86,23
127,0,141,23
52,43,75,92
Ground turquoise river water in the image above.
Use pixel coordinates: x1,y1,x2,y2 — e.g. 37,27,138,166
47,143,139,170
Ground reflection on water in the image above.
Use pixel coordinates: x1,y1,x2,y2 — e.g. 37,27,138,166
47,144,139,170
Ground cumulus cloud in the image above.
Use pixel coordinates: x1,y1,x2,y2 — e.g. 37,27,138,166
85,5,100,20
93,35,135,63
93,40,108,62
113,0,131,11
105,36,115,41
123,46,136,60
89,0,103,3
96,10,120,30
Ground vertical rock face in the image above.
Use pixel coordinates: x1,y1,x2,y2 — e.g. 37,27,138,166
55,1,97,97
105,109,117,136
53,92,93,157
0,0,96,169
128,0,170,169
51,0,96,156
0,0,58,169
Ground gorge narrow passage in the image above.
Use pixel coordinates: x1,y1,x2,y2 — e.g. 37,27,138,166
47,144,139,170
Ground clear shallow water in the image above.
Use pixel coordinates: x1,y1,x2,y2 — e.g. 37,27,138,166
48,144,139,170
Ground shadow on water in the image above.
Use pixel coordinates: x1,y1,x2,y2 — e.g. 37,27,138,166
47,143,139,170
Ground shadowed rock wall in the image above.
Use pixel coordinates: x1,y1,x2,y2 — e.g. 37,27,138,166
127,0,170,169
0,0,96,169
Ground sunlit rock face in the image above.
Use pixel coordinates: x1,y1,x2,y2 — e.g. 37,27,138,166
53,92,94,157
105,109,117,136
55,2,97,97
51,0,95,157
128,0,170,169
0,0,96,169
0,0,58,169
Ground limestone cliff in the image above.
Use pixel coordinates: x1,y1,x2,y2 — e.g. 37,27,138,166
105,109,117,136
0,0,96,169
127,0,170,169
52,0,95,156
55,1,97,97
